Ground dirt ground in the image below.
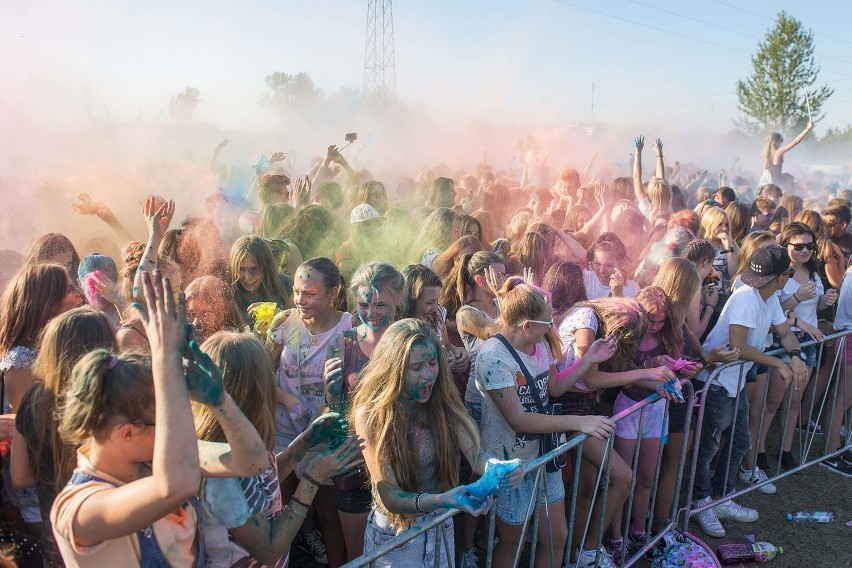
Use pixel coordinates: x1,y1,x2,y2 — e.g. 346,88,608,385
291,431,852,567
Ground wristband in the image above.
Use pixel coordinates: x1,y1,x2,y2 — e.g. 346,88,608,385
290,496,312,510
285,504,307,519
302,473,322,488
414,491,429,514
720,248,734,254
789,349,806,362
792,293,801,303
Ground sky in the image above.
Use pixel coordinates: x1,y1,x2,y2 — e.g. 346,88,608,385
3,0,852,134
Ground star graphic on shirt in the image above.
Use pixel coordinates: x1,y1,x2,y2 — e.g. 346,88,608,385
514,436,526,450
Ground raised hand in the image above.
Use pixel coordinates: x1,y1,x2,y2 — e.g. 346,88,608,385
133,270,185,360
634,136,645,152
653,138,663,155
290,176,311,207
144,196,175,240
522,267,534,284
269,151,287,163
215,139,229,151
183,331,226,406
485,265,503,299
72,193,112,218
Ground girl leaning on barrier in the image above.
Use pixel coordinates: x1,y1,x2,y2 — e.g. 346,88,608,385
349,318,523,568
555,296,677,568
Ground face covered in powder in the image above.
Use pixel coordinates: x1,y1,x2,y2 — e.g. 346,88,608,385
402,340,440,403
355,286,397,332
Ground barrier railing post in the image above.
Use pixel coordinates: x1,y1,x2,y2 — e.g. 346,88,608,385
564,443,584,566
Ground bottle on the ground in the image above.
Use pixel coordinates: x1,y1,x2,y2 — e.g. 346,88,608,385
717,542,783,564
785,511,835,523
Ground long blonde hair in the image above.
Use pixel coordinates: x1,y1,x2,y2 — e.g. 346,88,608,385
32,307,117,493
195,331,276,450
647,177,672,219
725,201,751,246
349,318,479,532
652,258,700,331
572,298,646,372
698,207,728,243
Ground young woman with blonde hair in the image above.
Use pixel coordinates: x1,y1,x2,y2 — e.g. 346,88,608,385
10,307,116,566
698,207,739,313
50,271,268,567
760,122,813,183
724,201,751,247
432,236,483,282
351,318,523,568
197,331,360,567
556,296,676,567
229,236,291,319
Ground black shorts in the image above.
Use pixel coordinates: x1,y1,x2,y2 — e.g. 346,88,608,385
557,391,598,416
334,487,373,515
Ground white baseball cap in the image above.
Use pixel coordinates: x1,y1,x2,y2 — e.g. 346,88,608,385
350,204,382,224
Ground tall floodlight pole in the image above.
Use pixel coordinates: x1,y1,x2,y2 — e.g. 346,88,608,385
364,0,396,103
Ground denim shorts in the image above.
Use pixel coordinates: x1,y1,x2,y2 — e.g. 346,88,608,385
364,509,454,568
614,392,668,440
770,331,818,369
495,468,565,525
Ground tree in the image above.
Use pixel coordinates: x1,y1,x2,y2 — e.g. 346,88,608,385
736,11,832,135
262,72,324,113
169,87,201,123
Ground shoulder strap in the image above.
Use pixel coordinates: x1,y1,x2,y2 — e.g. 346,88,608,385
494,334,550,413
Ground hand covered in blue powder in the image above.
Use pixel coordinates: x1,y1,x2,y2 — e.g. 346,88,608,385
182,326,226,406
440,486,493,516
465,459,523,498
663,379,685,403
306,412,348,449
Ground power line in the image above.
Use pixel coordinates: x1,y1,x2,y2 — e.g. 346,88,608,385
550,0,751,54
627,0,753,39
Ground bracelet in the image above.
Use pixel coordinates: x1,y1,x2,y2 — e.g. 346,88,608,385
706,304,717,311
720,248,734,254
324,392,341,411
414,491,429,514
290,496,312,510
792,293,801,303
302,473,322,488
285,504,307,519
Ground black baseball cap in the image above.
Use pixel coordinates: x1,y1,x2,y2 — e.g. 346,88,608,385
741,245,791,288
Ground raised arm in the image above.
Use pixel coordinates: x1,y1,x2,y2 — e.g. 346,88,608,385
71,272,200,546
131,197,175,304
72,193,135,243
774,121,814,162
208,138,229,172
633,136,647,203
653,138,665,179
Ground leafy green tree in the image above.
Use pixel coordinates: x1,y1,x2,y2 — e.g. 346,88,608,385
262,72,324,113
169,87,201,123
736,11,832,135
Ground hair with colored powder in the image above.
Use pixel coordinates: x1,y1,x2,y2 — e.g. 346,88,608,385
348,318,479,532
256,203,296,240
349,262,405,315
400,264,443,319
571,298,647,372
496,276,560,358
542,261,587,315
651,257,700,332
58,350,154,444
229,236,291,312
432,235,483,280
636,286,684,358
24,233,81,280
299,257,348,312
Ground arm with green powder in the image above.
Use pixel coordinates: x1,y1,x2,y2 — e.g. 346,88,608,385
131,197,175,304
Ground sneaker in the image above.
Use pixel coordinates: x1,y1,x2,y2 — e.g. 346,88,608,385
840,449,852,465
297,529,328,565
756,452,769,471
738,467,777,494
780,451,799,471
796,420,823,435
692,496,725,538
576,546,618,568
460,547,478,568
714,499,759,522
607,539,627,567
820,456,852,478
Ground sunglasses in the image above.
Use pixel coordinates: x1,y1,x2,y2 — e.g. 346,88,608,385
517,319,554,329
790,243,816,252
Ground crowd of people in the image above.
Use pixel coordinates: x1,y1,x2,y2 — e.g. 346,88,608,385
1,125,851,568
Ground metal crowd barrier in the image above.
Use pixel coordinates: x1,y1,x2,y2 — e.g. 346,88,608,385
340,330,852,568
679,329,852,535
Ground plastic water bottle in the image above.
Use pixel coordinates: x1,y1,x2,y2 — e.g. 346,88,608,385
786,511,835,523
717,542,783,564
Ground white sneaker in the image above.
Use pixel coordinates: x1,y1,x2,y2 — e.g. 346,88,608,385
576,546,618,568
738,466,777,494
714,499,759,523
692,496,725,538
840,423,847,439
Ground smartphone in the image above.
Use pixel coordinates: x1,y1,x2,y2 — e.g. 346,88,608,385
345,132,358,143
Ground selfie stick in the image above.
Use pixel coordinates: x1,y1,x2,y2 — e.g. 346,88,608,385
805,91,813,122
